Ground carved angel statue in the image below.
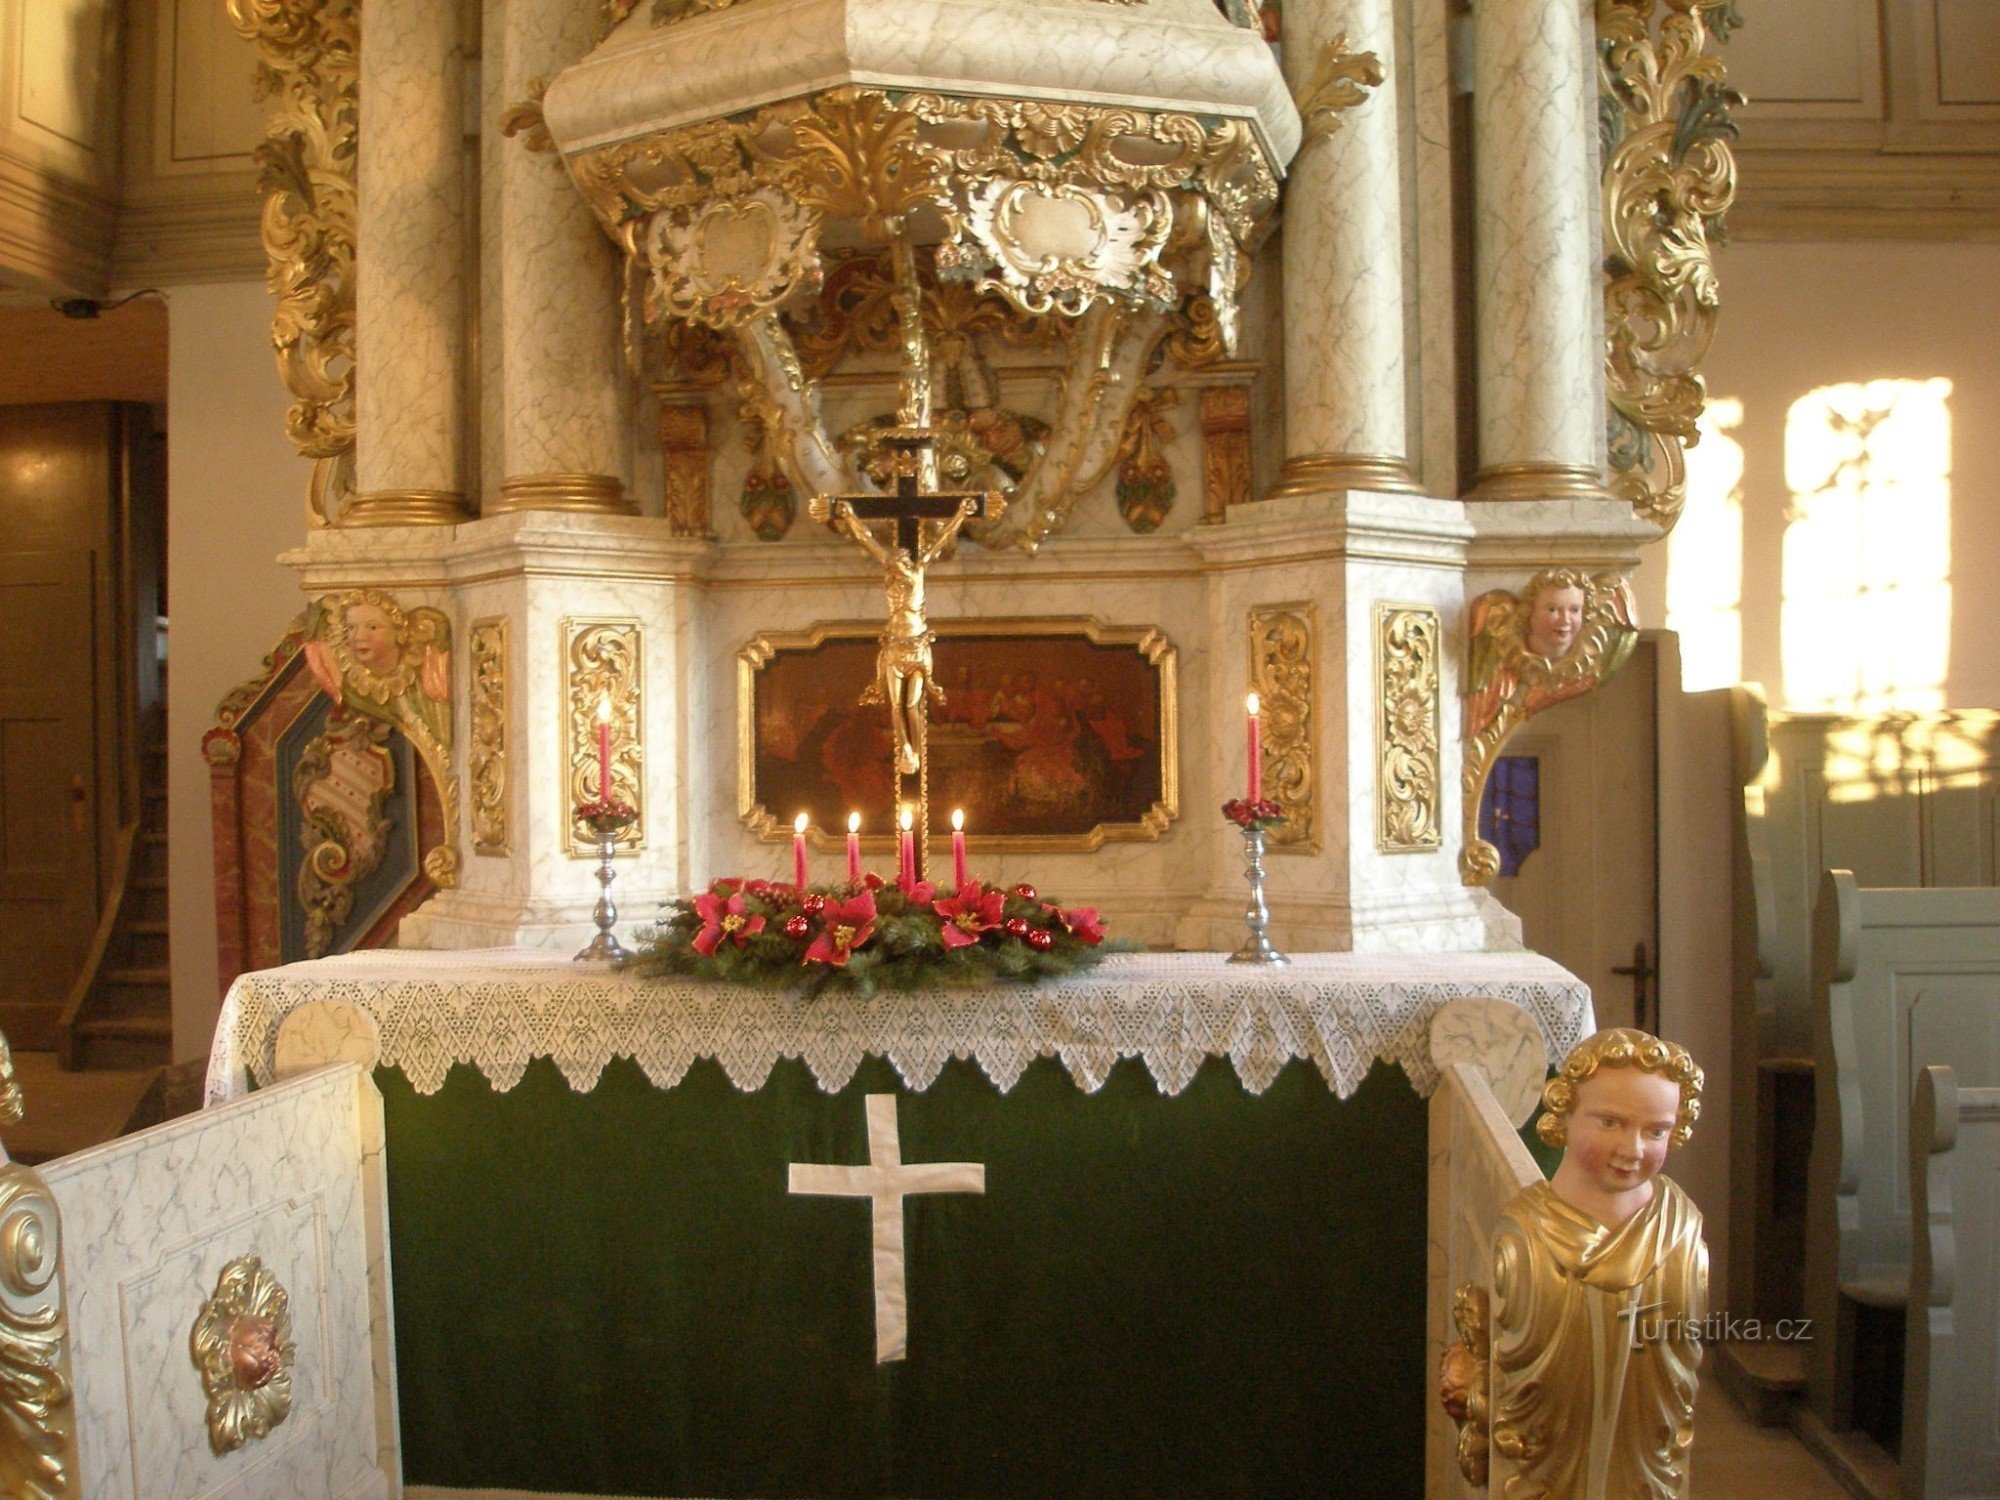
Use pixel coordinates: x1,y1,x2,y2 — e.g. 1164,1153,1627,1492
808,492,997,776
1465,569,1638,744
1487,1029,1708,1498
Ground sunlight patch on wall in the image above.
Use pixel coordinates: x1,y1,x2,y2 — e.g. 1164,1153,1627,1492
1667,397,1745,691
1781,377,1953,713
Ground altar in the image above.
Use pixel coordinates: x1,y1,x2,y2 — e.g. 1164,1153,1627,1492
209,948,1589,1496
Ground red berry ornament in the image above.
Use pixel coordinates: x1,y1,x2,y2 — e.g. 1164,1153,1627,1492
1012,883,1038,901
784,914,811,940
1004,917,1031,938
1026,927,1054,951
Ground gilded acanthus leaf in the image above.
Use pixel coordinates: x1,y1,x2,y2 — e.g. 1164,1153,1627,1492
1599,0,1741,532
1294,33,1385,153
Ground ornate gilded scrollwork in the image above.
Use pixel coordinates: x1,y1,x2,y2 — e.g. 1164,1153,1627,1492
293,714,397,957
1376,604,1442,853
1461,569,1638,884
497,77,555,154
1599,0,1741,532
227,0,360,528
1438,1281,1492,1487
565,87,1279,553
469,618,509,856
565,621,644,854
190,1255,295,1456
0,1032,80,1500
1293,33,1385,154
1113,386,1178,533
1249,606,1318,853
1197,385,1251,523
302,590,459,888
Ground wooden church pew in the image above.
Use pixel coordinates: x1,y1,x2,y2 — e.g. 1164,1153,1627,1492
1905,1065,2000,1500
1804,870,2000,1447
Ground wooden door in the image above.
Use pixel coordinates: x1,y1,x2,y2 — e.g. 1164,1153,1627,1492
0,551,100,1027
1491,637,1660,1031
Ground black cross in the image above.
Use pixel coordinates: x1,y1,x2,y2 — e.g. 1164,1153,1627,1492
828,429,998,554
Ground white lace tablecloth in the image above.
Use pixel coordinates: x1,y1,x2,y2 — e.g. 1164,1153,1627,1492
204,947,1593,1105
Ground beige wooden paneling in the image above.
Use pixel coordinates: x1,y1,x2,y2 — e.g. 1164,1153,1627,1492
1725,0,1882,120
163,0,262,171
0,301,168,407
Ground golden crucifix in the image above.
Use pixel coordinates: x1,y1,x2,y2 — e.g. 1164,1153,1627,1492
808,240,1006,878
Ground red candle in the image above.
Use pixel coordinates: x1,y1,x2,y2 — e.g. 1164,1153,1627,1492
793,812,810,891
1246,692,1262,801
846,812,862,884
595,697,613,800
951,808,967,890
898,806,916,886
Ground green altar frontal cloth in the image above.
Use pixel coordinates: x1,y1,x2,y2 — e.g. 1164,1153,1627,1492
381,1051,1426,1498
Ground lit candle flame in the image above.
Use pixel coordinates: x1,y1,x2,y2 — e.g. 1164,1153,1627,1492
596,695,613,724
1246,692,1260,717
951,808,964,831
794,811,809,834
899,805,913,831
847,811,861,834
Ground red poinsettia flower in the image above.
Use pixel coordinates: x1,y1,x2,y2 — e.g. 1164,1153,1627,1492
1055,905,1106,945
692,890,766,956
803,891,877,967
933,881,1006,950
897,870,937,905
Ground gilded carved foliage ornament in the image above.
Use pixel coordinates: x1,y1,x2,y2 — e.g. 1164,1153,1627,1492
1376,605,1441,854
302,590,460,889
0,1032,80,1500
292,715,398,959
227,0,360,529
1249,607,1318,853
469,619,509,856
190,1256,295,1456
1293,33,1385,154
1438,1281,1492,1487
1460,570,1638,884
1599,0,1741,532
566,621,644,854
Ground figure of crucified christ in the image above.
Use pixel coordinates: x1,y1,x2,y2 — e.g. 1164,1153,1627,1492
809,492,996,776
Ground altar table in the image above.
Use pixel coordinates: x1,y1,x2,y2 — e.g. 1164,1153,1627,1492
208,949,1590,1498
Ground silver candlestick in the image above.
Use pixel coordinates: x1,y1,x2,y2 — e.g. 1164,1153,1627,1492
1227,825,1289,966
574,807,636,964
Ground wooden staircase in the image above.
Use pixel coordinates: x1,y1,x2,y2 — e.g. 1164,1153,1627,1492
60,729,172,1071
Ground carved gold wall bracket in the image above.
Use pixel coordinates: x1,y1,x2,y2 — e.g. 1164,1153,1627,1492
190,1255,295,1456
1461,570,1638,884
1249,606,1318,854
227,0,361,529
1376,604,1441,853
566,621,645,854
1599,0,1741,532
0,1032,80,1499
1293,33,1385,155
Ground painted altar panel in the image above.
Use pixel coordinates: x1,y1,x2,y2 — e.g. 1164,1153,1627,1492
741,618,1176,850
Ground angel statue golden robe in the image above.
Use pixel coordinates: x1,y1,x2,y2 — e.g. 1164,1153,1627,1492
1488,1028,1708,1499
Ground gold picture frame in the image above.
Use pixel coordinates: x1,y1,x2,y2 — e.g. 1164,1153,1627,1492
739,617,1178,851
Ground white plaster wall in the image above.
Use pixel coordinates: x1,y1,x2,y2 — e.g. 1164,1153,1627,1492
166,282,309,1063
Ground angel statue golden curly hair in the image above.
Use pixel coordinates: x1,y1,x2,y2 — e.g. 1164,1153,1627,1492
1536,1027,1703,1150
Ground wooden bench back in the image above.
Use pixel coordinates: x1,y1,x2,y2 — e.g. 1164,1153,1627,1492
1906,1065,2000,1499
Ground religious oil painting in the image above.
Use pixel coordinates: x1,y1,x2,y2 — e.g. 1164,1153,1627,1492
740,619,1178,849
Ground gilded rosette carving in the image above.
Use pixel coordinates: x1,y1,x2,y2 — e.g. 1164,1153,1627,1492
1599,0,1741,532
1461,570,1638,884
566,621,644,854
190,1256,295,1456
1293,33,1385,154
0,1032,79,1500
1249,606,1317,853
227,0,360,527
1376,605,1441,854
469,618,509,856
301,590,459,889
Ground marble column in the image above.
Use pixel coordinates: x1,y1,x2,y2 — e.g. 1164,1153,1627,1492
349,0,472,525
1270,0,1421,499
1469,0,1604,500
489,0,635,517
